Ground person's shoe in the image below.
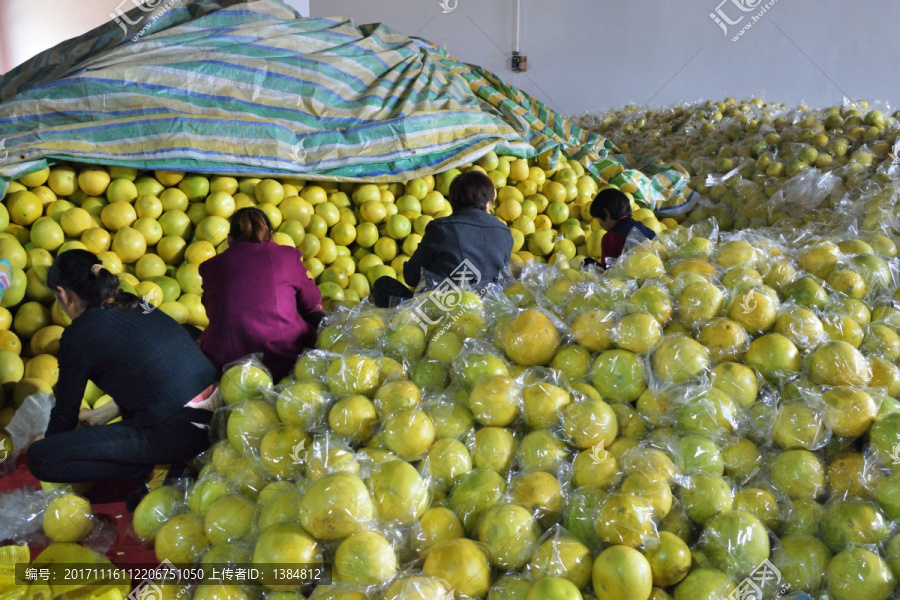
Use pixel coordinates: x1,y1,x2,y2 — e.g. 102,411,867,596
126,483,150,513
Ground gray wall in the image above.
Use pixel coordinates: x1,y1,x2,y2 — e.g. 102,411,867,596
310,0,900,116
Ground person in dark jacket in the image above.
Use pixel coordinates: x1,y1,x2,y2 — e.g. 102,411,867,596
584,187,656,269
372,171,513,308
197,208,325,381
27,250,219,486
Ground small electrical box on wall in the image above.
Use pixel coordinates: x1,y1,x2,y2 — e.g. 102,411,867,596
512,51,527,72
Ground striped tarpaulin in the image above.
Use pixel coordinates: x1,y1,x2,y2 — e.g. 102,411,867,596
0,0,690,207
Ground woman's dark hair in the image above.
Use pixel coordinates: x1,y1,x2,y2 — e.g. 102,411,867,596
47,250,139,311
589,188,632,221
448,171,495,211
229,207,273,243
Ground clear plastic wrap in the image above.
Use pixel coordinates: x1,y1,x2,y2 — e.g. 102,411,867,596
275,377,332,433
0,488,48,543
131,480,188,543
4,392,52,461
219,353,274,406
381,574,453,600
305,432,362,480
594,490,658,549
332,529,399,587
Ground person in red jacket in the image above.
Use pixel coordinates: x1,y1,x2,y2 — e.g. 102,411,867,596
584,188,656,269
197,208,324,381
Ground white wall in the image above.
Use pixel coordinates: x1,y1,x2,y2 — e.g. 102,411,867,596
0,0,310,74
310,0,900,116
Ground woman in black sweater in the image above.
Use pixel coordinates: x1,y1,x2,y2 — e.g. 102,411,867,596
27,250,218,487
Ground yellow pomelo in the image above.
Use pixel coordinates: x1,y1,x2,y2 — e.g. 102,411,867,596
8,191,42,226
299,472,374,540
616,312,662,353
745,333,801,380
501,309,560,366
29,218,64,251
253,525,322,590
43,493,93,542
469,376,518,427
131,217,162,246
14,301,51,339
592,545,653,600
18,167,50,188
111,226,147,263
809,340,872,386
595,493,655,548
423,539,491,598
106,178,138,203
155,513,209,563
81,227,111,254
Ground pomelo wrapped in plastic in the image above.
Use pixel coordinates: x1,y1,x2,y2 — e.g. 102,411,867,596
422,393,475,441
224,396,280,453
204,494,256,546
253,523,323,590
132,481,187,542
666,383,743,441
367,457,430,527
820,498,890,552
468,425,518,475
299,471,375,541
448,468,506,534
154,513,209,564
294,349,338,382
333,529,398,587
496,307,564,368
42,490,95,543
305,432,361,481
373,378,422,419
381,574,454,600
412,506,465,557
515,428,570,475
486,575,533,600
516,367,572,430
511,469,566,529
827,546,896,600
699,509,770,578
275,377,331,431
477,501,541,570
219,353,273,406
592,545,653,600
422,538,491,599
329,393,379,444
420,436,473,490
678,474,734,526
451,339,510,388
325,352,381,398
526,525,593,590
591,348,647,402
259,425,311,480
594,492,657,549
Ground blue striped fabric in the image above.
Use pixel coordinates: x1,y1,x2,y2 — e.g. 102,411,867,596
0,0,690,207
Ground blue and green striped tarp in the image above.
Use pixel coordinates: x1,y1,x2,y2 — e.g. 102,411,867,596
0,0,691,207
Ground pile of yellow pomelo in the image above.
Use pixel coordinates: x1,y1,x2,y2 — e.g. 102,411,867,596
7,97,900,600
582,97,900,233
0,151,667,432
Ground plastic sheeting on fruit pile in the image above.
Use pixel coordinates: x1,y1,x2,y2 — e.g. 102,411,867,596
0,0,691,207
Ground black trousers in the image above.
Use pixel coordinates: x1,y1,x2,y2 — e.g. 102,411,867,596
27,406,212,483
372,276,414,308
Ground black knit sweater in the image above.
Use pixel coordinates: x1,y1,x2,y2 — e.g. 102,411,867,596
46,304,218,436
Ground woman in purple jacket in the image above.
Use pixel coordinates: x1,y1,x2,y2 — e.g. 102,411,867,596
197,208,325,381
